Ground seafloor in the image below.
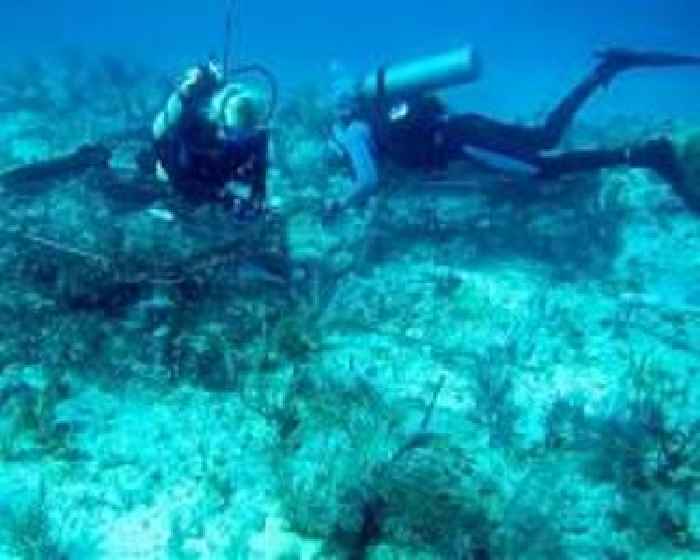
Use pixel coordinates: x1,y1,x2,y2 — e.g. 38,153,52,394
1,54,700,560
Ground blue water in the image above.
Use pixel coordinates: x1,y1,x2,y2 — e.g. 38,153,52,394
3,3,700,558
4,1,700,119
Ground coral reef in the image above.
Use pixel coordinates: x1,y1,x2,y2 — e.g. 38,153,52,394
0,52,700,559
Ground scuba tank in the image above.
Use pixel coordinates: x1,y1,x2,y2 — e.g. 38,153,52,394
354,47,481,170
359,46,482,101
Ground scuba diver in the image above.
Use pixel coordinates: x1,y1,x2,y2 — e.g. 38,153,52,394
151,60,271,219
0,58,277,221
328,47,700,213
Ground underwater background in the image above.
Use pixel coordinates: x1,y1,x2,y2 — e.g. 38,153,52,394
4,0,700,118
1,1,700,558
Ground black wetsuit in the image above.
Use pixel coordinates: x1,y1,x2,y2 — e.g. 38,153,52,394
368,64,630,179
154,95,269,209
437,66,633,178
351,49,700,185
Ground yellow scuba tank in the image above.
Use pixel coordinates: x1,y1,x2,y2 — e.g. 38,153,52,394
359,46,482,101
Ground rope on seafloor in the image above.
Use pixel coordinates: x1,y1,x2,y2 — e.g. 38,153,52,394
19,232,111,268
9,229,185,285
8,225,290,289
5,228,182,286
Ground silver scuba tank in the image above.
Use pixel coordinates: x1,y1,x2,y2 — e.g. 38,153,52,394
359,46,482,101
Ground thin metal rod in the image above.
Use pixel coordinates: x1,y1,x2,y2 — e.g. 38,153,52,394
223,0,234,79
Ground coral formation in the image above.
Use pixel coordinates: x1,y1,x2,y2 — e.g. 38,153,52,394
0,53,700,559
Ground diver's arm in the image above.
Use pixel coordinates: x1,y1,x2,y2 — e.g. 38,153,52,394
152,63,223,170
152,72,209,141
152,92,184,142
151,88,190,184
333,121,379,209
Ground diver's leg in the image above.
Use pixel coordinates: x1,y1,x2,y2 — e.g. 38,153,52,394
534,52,644,150
439,61,645,164
440,114,545,163
438,48,700,165
536,138,683,184
538,49,700,150
437,60,634,163
535,148,631,179
535,137,700,214
535,70,611,150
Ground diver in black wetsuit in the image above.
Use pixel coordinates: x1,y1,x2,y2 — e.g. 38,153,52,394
328,48,700,212
152,61,270,219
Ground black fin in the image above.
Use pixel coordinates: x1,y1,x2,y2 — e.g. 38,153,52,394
596,48,700,73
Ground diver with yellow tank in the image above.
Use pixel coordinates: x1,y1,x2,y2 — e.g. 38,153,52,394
328,46,700,213
152,60,273,220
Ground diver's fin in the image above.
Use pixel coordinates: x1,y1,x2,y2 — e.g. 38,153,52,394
631,135,700,214
631,138,685,186
595,48,700,83
673,132,700,213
